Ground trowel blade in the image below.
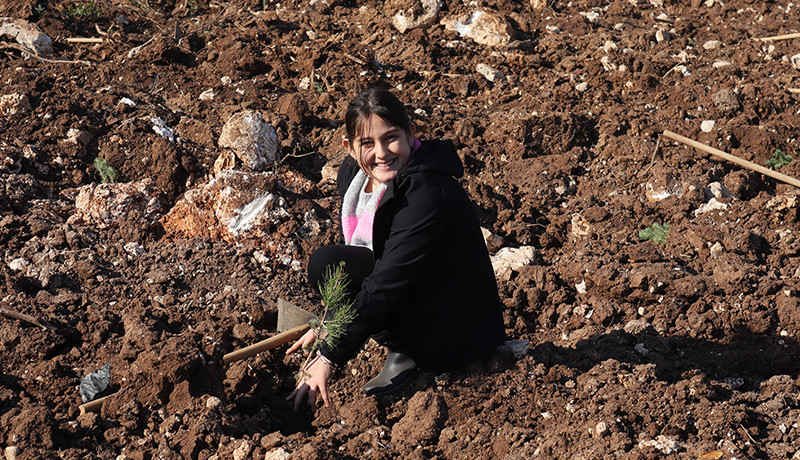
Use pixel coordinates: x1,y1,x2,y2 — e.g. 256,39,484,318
277,298,316,332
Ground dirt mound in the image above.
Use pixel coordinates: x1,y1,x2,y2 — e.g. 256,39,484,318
2,0,800,458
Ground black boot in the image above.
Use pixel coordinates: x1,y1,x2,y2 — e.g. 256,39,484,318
363,350,419,396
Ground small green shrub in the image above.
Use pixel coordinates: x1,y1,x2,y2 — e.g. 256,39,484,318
93,157,118,183
639,222,670,244
67,0,102,18
766,149,793,170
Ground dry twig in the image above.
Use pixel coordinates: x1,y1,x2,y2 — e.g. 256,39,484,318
0,306,56,331
0,41,91,65
758,32,800,42
789,88,800,94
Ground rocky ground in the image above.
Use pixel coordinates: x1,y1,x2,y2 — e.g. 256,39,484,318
2,0,800,458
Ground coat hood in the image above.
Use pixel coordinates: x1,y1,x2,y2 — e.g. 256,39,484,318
400,139,464,179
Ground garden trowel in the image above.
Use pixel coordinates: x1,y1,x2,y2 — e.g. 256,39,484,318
222,299,315,364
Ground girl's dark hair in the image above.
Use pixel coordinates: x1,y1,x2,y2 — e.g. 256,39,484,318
344,88,411,142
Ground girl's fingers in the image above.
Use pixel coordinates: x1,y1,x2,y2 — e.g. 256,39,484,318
319,385,330,408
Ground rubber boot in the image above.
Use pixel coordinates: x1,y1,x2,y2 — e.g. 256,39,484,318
363,350,419,396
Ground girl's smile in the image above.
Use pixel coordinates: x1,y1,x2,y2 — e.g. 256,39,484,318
344,114,416,192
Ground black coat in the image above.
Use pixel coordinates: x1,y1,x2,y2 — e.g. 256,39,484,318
320,139,506,372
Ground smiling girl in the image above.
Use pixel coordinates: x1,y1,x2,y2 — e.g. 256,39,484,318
287,87,506,411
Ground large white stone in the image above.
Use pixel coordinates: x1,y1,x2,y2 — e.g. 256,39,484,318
218,111,278,170
441,10,514,47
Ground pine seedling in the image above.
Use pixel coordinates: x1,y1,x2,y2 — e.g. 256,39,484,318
766,149,793,170
639,222,670,244
93,157,118,183
297,262,357,377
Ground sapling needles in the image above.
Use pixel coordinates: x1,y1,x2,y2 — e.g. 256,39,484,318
298,262,356,376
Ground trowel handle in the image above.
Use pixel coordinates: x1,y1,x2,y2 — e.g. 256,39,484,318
223,324,311,365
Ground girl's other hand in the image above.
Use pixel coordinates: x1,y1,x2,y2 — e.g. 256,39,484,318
286,352,333,412
286,328,318,355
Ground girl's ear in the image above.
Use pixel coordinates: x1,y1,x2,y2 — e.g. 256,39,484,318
343,138,357,159
407,123,417,140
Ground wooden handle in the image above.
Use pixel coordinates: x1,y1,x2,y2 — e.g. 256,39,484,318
223,324,311,365
662,130,800,189
79,393,113,415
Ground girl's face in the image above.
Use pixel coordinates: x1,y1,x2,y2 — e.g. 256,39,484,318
344,114,416,191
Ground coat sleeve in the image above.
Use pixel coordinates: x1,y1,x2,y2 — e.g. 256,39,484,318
320,174,454,364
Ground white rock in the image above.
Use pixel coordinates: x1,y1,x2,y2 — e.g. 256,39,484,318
151,117,175,143
0,18,53,55
5,446,19,460
705,182,736,200
655,29,672,43
7,258,30,272
75,179,167,229
232,440,251,460
791,54,800,70
481,227,504,253
0,93,32,116
594,421,609,437
638,435,681,454
199,88,215,100
708,242,724,258
602,40,618,53
530,0,547,9
264,448,291,460
575,280,587,294
712,61,731,69
441,9,514,47
694,197,728,216
124,242,146,256
575,82,589,92
206,396,222,409
571,213,591,238
499,339,530,359
491,246,535,280
65,128,93,146
476,63,503,82
118,97,136,106
700,120,715,132
583,11,600,23
218,111,279,170
390,0,442,33
703,40,721,50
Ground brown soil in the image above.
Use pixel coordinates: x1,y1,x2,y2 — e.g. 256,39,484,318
2,0,800,458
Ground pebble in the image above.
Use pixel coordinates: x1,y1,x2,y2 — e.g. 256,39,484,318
232,440,251,460
206,396,222,409
0,93,32,116
709,242,724,258
712,61,731,69
655,29,672,43
476,63,503,82
703,40,721,50
594,421,608,437
700,120,715,132
791,54,800,70
199,88,215,100
390,0,442,33
490,246,536,281
4,446,18,460
264,448,290,460
151,117,175,143
575,82,589,92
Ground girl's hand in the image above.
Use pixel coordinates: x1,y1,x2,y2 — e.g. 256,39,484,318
286,328,318,355
286,352,333,412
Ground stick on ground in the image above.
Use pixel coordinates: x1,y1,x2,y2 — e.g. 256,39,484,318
662,130,800,189
758,32,800,42
0,306,56,331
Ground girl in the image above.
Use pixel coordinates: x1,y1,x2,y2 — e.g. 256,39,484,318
287,87,506,411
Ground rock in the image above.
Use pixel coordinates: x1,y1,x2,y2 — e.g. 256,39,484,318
645,183,672,202
530,0,547,9
218,111,278,170
199,88,215,100
0,18,53,55
491,246,535,280
232,440,251,460
709,241,725,258
65,128,93,146
655,29,672,43
4,446,19,460
694,197,728,217
704,182,736,200
476,63,503,82
441,9,514,47
0,93,31,116
703,40,722,50
700,120,715,132
583,11,600,23
570,213,591,238
264,448,290,460
791,53,800,70
74,179,168,229
386,0,442,33
499,339,529,359
161,170,305,265
391,391,446,451
205,396,222,409
712,61,731,69
594,421,609,437
481,227,504,253
151,117,175,143
711,88,741,114
124,242,146,256
639,435,681,454
212,149,237,176
575,82,589,92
